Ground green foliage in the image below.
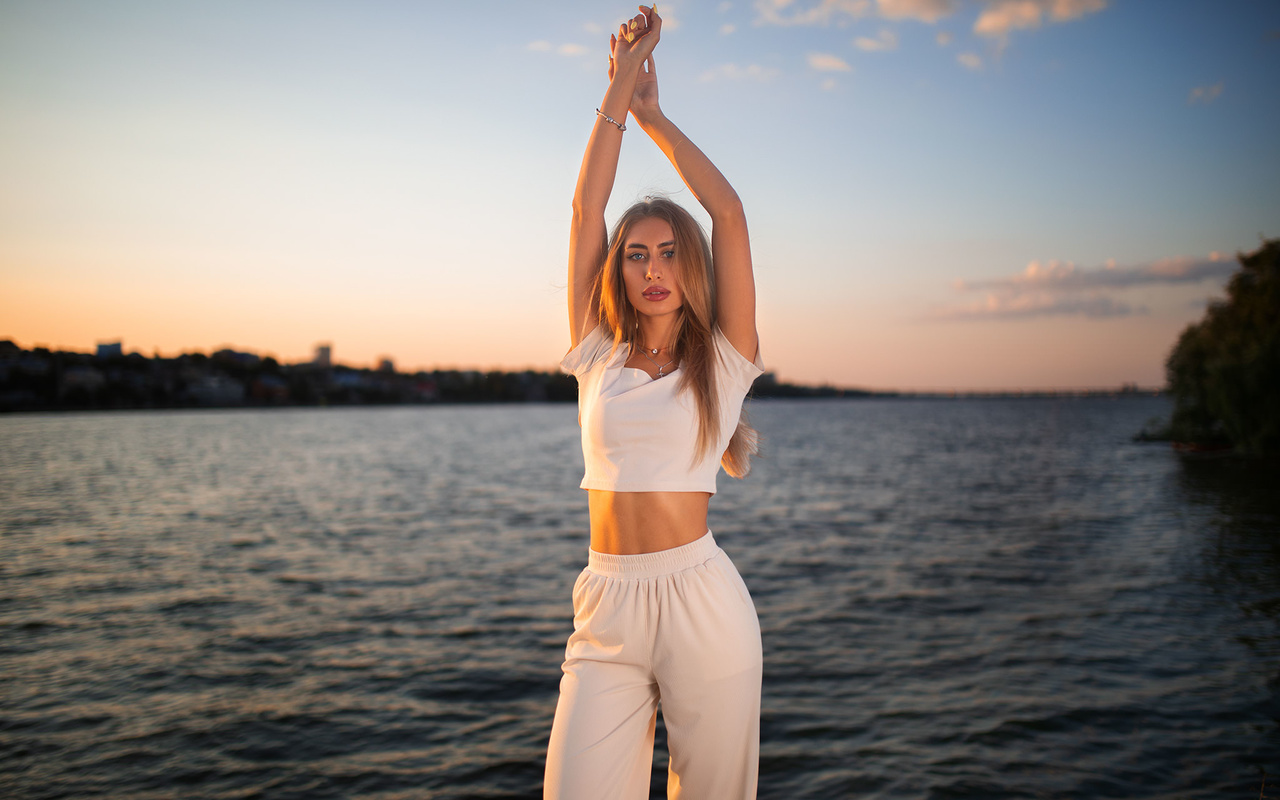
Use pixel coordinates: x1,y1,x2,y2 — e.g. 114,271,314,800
1166,238,1280,455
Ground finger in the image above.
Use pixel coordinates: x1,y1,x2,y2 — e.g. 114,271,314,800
631,20,653,44
633,9,659,43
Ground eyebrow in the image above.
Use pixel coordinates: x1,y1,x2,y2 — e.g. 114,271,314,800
625,240,677,250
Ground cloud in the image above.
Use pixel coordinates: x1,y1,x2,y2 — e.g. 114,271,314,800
974,0,1107,41
755,0,957,25
855,29,899,51
719,1,734,11
957,51,982,69
1188,82,1224,105
657,4,682,30
699,63,781,81
956,255,1235,292
822,77,840,90
877,0,957,23
935,30,953,45
529,40,595,57
974,0,1042,37
721,22,738,34
932,252,1232,321
931,292,1142,320
754,0,871,26
808,52,854,71
1048,0,1108,21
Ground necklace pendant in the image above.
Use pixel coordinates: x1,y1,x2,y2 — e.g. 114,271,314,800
637,341,673,378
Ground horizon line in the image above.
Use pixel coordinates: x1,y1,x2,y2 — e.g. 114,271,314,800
1,337,1168,398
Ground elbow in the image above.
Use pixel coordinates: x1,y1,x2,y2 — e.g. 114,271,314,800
570,206,595,237
711,194,746,225
571,199,604,227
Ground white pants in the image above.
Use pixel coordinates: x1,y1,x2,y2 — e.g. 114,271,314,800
544,531,762,799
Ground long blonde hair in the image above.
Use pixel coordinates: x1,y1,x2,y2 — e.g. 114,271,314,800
594,197,759,478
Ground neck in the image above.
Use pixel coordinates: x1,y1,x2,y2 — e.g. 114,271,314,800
636,315,679,352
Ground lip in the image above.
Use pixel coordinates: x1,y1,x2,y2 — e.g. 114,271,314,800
641,287,671,301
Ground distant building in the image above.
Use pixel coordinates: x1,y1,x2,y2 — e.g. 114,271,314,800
96,341,123,359
59,366,106,398
332,370,367,389
314,343,332,368
250,374,290,404
413,378,439,402
186,374,245,406
377,357,395,373
213,348,261,366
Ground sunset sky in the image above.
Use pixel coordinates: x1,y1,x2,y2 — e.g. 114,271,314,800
2,0,1277,390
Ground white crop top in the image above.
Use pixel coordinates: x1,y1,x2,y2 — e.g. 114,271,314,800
560,325,764,494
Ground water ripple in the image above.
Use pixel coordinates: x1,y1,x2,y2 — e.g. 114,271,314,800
1,400,1277,798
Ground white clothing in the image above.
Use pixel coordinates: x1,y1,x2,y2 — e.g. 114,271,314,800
543,531,762,800
559,326,764,494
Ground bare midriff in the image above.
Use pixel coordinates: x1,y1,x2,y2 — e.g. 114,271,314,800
588,490,712,554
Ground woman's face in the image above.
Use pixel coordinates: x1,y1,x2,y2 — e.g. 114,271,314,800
621,216,683,320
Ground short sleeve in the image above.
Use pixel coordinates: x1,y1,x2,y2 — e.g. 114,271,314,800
560,326,614,377
713,326,764,392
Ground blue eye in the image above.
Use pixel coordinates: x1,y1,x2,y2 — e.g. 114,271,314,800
627,252,645,261
662,249,675,258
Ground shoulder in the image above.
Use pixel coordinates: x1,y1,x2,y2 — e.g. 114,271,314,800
561,325,615,377
713,325,764,390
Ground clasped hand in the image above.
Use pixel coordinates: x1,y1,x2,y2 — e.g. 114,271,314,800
608,5,662,121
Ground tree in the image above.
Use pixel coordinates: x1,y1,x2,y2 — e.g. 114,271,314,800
1166,238,1280,455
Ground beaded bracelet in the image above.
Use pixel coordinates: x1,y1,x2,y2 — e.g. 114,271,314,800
595,108,626,132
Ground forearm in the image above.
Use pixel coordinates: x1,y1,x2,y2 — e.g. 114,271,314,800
567,8,660,344
633,111,743,222
636,106,756,345
569,61,645,341
572,70,642,218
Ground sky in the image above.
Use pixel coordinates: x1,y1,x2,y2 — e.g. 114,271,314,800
1,0,1277,391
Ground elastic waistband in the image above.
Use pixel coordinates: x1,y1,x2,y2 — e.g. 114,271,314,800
587,531,720,579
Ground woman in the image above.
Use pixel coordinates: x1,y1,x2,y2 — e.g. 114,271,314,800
544,6,764,799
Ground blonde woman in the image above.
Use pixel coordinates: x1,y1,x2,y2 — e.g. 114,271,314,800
544,6,764,798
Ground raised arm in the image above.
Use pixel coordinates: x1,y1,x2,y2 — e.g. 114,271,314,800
629,45,758,362
568,6,661,347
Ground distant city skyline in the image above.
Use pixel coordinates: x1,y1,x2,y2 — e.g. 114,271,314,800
2,0,1277,390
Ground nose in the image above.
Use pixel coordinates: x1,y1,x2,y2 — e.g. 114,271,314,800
645,262,661,280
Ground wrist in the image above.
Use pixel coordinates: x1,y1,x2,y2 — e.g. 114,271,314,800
632,104,663,125
610,55,645,83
